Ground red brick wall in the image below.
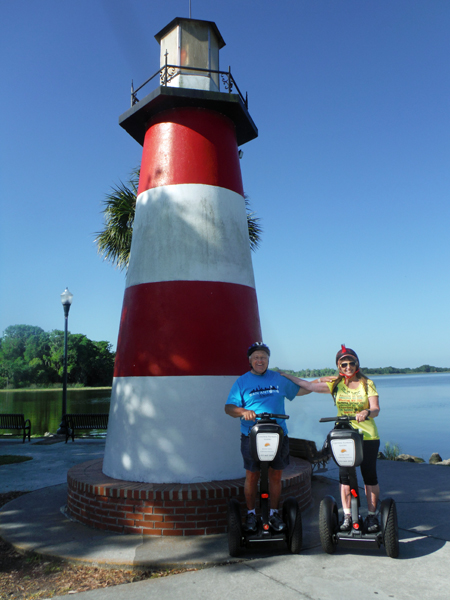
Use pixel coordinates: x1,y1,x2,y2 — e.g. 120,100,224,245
67,458,311,536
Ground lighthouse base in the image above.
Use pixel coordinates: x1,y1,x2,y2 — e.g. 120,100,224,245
67,458,312,536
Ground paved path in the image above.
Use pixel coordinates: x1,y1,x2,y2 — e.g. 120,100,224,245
1,438,449,599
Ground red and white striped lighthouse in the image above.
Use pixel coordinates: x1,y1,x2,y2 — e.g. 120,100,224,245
103,17,261,484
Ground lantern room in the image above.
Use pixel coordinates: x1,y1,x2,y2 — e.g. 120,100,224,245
155,17,225,92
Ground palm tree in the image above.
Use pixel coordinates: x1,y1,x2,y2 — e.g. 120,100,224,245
95,168,262,270
95,168,138,271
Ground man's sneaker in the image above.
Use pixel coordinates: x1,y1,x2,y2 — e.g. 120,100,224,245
269,512,286,532
365,514,380,533
244,512,257,532
340,515,352,531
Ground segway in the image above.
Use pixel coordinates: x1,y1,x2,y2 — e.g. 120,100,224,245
318,416,399,558
227,413,302,556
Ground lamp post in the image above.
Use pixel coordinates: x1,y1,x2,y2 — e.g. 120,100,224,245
57,287,73,435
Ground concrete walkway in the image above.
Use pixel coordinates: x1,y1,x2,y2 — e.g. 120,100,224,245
1,437,449,599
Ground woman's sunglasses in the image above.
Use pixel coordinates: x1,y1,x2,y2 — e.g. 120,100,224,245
340,361,356,368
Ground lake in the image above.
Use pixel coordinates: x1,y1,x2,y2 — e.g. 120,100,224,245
0,388,111,435
288,372,450,462
1,373,449,461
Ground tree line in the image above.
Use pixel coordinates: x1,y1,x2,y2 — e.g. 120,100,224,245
0,325,115,389
273,365,450,378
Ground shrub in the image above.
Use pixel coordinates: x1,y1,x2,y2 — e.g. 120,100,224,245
384,441,401,460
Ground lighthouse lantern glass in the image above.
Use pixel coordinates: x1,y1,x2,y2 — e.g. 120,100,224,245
160,28,178,72
159,19,220,92
180,21,208,71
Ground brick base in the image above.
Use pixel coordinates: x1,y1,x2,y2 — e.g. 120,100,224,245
67,458,311,536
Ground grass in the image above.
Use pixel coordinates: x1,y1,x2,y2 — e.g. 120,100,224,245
383,441,401,460
0,455,33,466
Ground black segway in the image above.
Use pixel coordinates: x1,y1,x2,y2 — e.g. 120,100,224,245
318,416,399,558
227,413,302,556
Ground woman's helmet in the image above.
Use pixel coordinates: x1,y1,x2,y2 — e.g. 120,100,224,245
335,344,359,367
247,342,271,358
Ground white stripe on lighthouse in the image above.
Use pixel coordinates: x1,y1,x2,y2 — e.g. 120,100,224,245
126,184,255,289
103,376,243,483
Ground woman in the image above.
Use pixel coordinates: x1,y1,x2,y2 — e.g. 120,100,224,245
282,345,381,532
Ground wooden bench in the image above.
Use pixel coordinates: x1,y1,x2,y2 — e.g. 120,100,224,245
289,437,330,473
65,413,109,443
0,414,31,442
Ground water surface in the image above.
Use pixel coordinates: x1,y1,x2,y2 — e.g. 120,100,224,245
0,388,111,435
288,372,450,462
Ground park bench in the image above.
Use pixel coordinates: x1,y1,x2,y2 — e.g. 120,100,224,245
0,413,31,442
289,437,330,474
65,413,109,443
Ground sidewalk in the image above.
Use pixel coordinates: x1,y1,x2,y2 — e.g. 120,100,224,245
1,437,449,599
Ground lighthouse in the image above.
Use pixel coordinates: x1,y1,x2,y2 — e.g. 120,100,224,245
103,17,261,484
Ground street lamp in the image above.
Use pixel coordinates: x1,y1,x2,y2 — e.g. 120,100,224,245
57,287,73,436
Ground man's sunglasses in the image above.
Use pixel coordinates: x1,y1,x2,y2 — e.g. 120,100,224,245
340,361,356,368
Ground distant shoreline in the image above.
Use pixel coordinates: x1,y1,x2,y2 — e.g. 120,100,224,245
2,371,450,393
274,367,450,378
0,386,112,393
364,371,450,377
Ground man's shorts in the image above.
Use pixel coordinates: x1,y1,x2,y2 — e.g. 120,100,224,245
241,433,290,473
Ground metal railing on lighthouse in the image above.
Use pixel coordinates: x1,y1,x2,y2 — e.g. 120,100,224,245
130,57,248,109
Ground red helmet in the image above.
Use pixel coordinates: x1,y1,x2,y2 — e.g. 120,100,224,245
335,344,359,366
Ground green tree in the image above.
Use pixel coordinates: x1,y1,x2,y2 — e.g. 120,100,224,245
90,341,115,386
0,325,115,388
95,168,263,270
0,326,49,388
1,325,45,362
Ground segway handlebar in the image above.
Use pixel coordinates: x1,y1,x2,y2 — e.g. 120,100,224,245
319,415,356,423
255,413,289,420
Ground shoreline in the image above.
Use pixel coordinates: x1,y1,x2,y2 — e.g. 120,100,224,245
0,386,112,393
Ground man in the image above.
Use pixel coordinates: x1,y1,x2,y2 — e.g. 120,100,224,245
225,342,310,532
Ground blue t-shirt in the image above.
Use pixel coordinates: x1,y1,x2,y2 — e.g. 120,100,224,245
226,370,300,435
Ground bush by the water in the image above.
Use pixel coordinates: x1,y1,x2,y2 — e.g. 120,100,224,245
383,442,401,460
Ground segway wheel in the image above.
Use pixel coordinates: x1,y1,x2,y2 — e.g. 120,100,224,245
283,497,302,553
227,499,243,557
380,498,399,559
319,495,338,554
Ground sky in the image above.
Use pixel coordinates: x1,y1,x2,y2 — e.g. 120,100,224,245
1,0,449,371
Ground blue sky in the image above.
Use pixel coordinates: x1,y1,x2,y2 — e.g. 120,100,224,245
1,0,449,370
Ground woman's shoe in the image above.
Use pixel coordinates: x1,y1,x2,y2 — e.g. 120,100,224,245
365,514,380,533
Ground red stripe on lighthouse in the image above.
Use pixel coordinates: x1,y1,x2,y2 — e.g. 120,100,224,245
114,280,261,377
137,108,244,196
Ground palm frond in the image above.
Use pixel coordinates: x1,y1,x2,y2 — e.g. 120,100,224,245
245,195,263,252
94,170,139,271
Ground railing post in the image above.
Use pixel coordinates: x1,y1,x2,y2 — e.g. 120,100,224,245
164,50,168,86
228,66,231,94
